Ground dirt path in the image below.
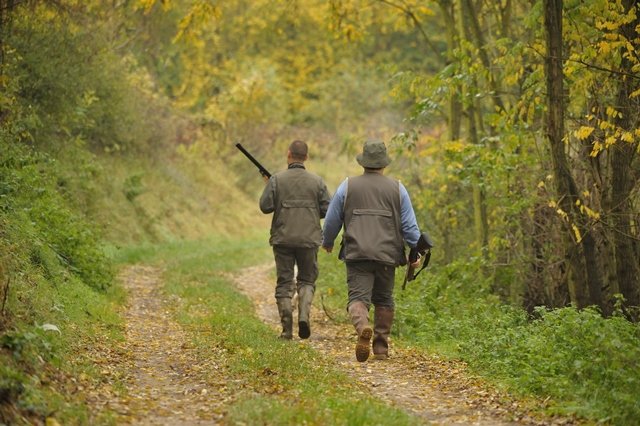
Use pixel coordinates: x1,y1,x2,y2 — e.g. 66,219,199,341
91,263,572,425
232,263,569,426
101,265,229,425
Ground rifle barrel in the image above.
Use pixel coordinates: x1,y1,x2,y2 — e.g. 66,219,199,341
235,143,271,178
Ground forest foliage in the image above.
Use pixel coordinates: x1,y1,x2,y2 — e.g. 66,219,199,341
0,0,639,424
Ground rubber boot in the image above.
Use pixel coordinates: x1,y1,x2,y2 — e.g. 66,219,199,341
297,285,314,339
372,306,394,360
276,298,293,340
348,301,372,362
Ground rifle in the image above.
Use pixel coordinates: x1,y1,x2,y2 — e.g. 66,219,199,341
402,231,434,290
235,143,271,179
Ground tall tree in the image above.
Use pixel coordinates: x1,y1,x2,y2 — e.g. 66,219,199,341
543,0,604,310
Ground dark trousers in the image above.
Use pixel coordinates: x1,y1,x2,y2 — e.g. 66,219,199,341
346,261,395,308
273,246,319,299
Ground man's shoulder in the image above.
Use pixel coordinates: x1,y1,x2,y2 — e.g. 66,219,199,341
277,168,326,184
351,174,398,184
298,169,326,184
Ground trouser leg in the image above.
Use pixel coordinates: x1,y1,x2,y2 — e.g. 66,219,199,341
273,247,296,339
295,248,318,339
370,262,395,358
276,298,293,339
346,262,377,362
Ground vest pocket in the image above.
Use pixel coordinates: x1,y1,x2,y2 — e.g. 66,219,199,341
282,200,316,209
275,199,320,245
352,209,392,217
345,209,398,264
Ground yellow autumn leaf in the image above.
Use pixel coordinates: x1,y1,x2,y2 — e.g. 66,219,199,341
580,204,601,220
417,6,435,16
621,132,634,143
596,20,621,31
556,208,568,221
605,136,616,147
606,106,619,118
572,224,583,243
590,141,603,156
446,141,466,153
574,126,595,140
598,41,611,55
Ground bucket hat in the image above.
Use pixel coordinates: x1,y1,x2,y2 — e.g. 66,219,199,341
356,140,391,168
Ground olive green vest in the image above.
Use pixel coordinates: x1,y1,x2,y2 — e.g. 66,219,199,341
269,168,324,247
342,173,404,265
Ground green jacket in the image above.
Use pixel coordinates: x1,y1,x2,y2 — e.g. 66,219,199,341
260,164,331,247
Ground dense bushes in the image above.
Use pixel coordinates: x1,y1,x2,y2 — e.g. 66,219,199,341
0,141,113,291
393,259,640,424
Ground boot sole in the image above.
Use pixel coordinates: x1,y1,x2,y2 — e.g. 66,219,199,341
355,327,372,362
298,321,310,339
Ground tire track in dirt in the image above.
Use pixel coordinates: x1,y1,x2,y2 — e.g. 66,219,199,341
232,263,572,426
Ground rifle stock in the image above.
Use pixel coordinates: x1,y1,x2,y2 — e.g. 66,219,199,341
402,231,434,290
235,143,271,179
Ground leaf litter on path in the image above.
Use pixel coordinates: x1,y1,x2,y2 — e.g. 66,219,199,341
92,265,231,425
89,263,577,425
231,263,577,426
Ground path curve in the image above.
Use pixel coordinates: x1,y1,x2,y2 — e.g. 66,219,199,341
231,263,571,426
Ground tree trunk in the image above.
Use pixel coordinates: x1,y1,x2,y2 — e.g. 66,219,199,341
439,0,462,264
609,0,640,313
543,0,599,309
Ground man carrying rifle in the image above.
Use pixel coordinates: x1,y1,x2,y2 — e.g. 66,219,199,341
322,140,422,362
260,140,331,340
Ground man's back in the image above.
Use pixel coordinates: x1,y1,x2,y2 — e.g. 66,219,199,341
342,172,404,265
260,167,329,247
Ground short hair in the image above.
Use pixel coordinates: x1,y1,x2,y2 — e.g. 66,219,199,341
289,140,308,161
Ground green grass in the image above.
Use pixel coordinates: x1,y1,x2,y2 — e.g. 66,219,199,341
117,234,421,425
0,262,125,425
317,254,640,426
1,142,125,425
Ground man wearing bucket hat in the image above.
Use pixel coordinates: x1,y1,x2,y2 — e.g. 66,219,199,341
260,140,331,340
322,140,421,362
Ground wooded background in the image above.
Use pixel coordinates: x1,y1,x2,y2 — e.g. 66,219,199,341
1,1,639,423
4,0,637,315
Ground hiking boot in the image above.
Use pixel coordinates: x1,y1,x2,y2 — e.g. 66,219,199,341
348,301,372,362
297,285,314,339
276,298,293,340
372,305,394,360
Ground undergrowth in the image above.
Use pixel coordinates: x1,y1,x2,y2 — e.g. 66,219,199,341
317,253,640,426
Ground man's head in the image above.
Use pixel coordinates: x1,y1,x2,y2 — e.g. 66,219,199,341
357,140,391,170
288,140,308,163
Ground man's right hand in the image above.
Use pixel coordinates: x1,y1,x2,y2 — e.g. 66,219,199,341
322,246,333,253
